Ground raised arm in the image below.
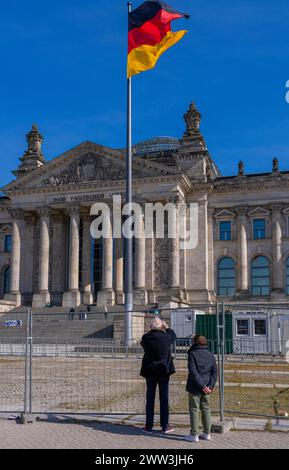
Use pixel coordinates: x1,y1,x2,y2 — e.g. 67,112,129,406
162,321,177,344
166,328,177,344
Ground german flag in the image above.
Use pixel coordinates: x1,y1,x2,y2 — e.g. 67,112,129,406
128,1,189,77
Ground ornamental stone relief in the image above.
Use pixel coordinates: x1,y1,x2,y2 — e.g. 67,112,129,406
154,237,169,289
42,153,153,186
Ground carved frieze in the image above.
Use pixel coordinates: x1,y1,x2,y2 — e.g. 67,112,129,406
42,152,153,187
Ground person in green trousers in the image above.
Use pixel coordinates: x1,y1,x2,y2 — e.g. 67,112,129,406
184,335,218,443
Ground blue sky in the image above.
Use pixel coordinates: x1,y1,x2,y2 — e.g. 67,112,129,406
0,0,288,187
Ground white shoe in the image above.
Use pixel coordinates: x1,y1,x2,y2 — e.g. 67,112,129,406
199,433,211,441
184,435,199,443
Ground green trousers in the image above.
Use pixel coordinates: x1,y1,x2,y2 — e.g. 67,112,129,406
188,392,212,436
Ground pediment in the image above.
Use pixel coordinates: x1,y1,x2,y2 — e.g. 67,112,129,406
2,141,180,192
0,224,12,233
247,207,271,217
40,151,155,187
214,209,236,219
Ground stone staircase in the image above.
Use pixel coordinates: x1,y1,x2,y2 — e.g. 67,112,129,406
0,309,116,340
0,304,158,342
0,300,16,314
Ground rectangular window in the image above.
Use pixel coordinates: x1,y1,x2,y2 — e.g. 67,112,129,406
254,319,267,336
236,319,250,336
4,234,12,253
220,221,231,241
253,219,266,240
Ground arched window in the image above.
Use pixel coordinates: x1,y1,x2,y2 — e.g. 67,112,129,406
286,257,289,295
251,256,270,296
3,266,10,296
218,257,236,296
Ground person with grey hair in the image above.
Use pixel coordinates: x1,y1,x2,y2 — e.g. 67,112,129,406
140,317,176,434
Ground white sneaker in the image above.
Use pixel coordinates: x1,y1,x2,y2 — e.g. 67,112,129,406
184,435,199,443
199,433,211,441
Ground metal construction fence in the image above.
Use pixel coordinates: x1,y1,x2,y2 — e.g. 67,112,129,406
0,303,288,422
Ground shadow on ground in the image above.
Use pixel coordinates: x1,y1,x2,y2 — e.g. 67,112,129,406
35,415,187,442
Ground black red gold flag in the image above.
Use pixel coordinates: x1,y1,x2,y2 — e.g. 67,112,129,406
128,1,189,77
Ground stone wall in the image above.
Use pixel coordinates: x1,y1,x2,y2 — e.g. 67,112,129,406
113,312,146,344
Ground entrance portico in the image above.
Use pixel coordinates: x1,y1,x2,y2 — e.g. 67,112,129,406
3,201,158,308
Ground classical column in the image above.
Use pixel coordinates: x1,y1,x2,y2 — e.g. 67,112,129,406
5,211,23,306
81,213,93,305
179,203,187,301
169,198,180,291
62,206,81,308
97,212,115,307
145,207,155,304
272,204,283,295
237,207,249,296
22,214,36,304
51,212,67,306
134,205,148,305
32,208,51,307
115,236,124,304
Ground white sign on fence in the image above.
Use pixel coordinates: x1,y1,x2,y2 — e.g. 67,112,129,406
4,321,23,327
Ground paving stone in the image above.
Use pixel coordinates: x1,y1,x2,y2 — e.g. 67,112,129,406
0,420,288,449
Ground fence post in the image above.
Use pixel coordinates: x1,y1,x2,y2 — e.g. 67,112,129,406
29,309,33,414
23,309,29,416
20,308,35,424
221,301,225,420
216,302,225,422
216,303,223,422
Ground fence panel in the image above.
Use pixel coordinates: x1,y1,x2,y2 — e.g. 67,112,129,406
0,311,28,413
30,339,143,414
223,338,289,419
29,338,222,416
7,306,288,419
26,308,222,416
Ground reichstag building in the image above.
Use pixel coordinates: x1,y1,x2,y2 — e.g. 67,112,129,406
0,102,289,311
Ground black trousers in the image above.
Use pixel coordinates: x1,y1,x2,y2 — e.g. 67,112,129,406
146,376,169,430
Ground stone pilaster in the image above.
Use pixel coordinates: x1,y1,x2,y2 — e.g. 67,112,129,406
81,214,93,305
5,210,23,306
186,196,211,302
207,207,215,299
97,212,115,307
271,204,283,296
32,209,51,307
134,205,148,306
236,207,249,297
62,206,81,308
169,198,180,293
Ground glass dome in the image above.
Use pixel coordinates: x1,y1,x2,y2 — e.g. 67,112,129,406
133,137,181,156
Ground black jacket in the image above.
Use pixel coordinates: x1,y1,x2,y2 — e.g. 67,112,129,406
186,344,218,394
140,328,176,378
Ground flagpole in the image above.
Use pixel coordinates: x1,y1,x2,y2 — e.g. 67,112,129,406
125,1,133,348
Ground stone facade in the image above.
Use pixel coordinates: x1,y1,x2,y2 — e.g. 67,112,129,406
1,103,289,310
